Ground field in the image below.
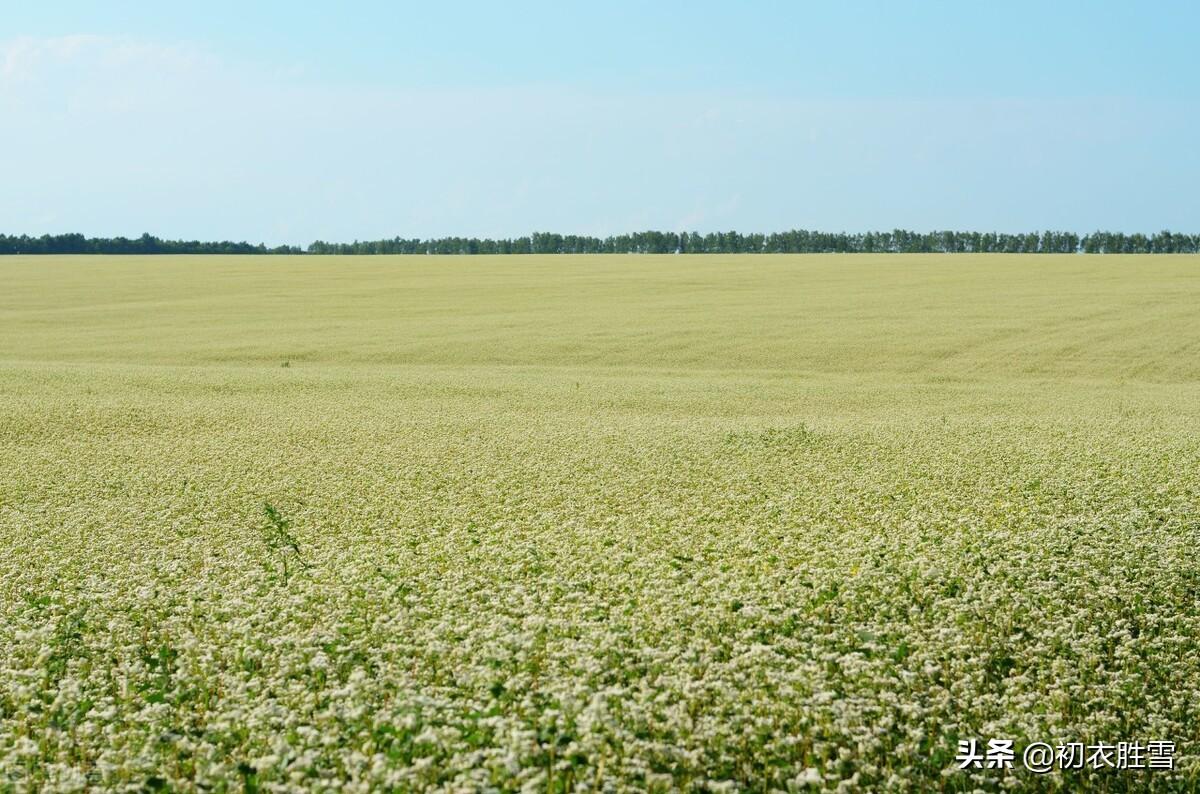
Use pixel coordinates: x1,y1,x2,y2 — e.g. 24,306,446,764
2,254,1199,792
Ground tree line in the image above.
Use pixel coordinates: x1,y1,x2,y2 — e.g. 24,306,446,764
0,232,302,255
3,229,1199,256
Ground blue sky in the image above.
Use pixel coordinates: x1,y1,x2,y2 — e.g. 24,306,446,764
2,2,1197,245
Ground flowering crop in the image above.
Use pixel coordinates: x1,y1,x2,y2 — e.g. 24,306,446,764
1,254,1198,791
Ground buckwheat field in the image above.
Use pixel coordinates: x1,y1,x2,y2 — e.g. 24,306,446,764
1,254,1198,792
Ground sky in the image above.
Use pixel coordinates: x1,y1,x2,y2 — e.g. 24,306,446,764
2,1,1197,245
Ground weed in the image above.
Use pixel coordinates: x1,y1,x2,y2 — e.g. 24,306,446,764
260,502,308,585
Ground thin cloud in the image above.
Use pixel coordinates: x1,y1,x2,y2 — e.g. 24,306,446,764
1,34,102,82
0,34,212,91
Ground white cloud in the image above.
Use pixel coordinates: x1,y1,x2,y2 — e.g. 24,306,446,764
1,34,96,82
0,34,209,87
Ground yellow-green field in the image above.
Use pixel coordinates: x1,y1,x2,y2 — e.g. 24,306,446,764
2,255,1199,791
